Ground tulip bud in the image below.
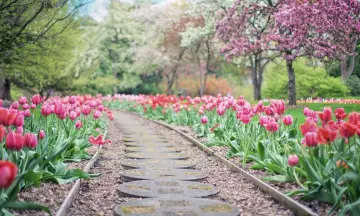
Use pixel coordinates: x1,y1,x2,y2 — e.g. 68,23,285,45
6,132,24,151
22,103,30,110
39,130,45,140
15,126,23,134
11,101,19,110
18,96,27,105
69,111,77,121
0,125,6,141
201,116,208,124
283,115,293,126
31,94,42,105
69,96,77,104
304,132,318,147
24,109,31,117
30,103,36,109
3,113,16,127
0,160,18,189
288,154,299,167
25,133,38,149
75,120,82,129
14,114,24,127
93,110,101,119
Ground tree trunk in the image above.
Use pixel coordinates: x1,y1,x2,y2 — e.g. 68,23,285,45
0,78,12,101
250,55,262,101
166,49,186,95
286,59,296,106
340,40,358,80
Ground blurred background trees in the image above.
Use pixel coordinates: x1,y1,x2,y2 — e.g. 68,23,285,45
1,0,359,103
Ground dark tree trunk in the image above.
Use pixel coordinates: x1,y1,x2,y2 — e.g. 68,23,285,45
0,78,12,100
286,59,296,106
340,40,357,80
166,49,186,95
250,55,262,101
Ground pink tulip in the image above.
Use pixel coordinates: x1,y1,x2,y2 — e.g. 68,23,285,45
14,115,24,127
81,105,91,116
93,110,101,119
304,132,318,147
201,116,208,124
69,111,77,121
265,120,279,132
11,102,19,110
0,100,2,107
24,109,31,117
15,126,23,134
283,115,293,126
6,132,24,151
30,103,36,109
69,96,77,104
31,94,42,105
288,155,299,167
39,130,45,139
0,126,6,141
24,133,38,149
75,120,83,129
259,115,269,126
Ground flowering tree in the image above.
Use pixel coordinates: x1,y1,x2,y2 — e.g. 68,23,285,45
269,0,360,104
216,0,278,101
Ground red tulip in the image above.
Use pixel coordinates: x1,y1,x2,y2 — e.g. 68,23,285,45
24,109,31,117
25,133,38,149
304,132,318,147
259,115,269,126
0,99,2,107
39,130,45,139
300,121,318,136
81,105,91,116
3,113,17,127
239,115,251,124
283,115,293,126
335,108,347,120
201,116,208,124
317,127,337,144
339,122,357,138
0,125,6,141
348,112,360,125
288,154,299,166
0,161,18,189
31,94,42,105
14,114,24,127
318,107,332,124
0,108,9,124
6,131,24,151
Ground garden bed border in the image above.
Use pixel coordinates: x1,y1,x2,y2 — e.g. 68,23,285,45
124,111,318,216
55,147,102,216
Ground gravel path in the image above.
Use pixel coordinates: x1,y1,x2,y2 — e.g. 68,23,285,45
66,111,293,216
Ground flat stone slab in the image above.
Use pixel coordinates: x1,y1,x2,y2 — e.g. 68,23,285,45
122,169,207,181
125,147,181,153
114,198,240,216
122,159,195,169
125,153,187,160
124,143,174,148
118,180,219,198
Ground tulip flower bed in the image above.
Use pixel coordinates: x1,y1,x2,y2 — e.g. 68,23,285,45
0,94,112,215
105,94,360,215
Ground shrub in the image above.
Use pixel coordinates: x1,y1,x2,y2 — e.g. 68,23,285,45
346,75,360,96
263,58,350,99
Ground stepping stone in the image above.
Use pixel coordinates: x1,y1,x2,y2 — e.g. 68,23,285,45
125,153,187,160
122,138,167,143
114,198,240,216
118,180,219,198
124,142,174,147
125,147,181,153
122,169,207,181
122,159,195,169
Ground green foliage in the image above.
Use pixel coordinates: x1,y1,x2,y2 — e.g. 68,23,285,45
263,59,349,99
346,75,360,96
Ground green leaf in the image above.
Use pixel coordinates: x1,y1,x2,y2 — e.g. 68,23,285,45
257,140,265,160
2,202,51,215
23,171,42,187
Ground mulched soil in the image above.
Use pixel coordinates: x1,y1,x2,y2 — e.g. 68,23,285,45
120,111,293,216
10,145,97,216
158,119,335,216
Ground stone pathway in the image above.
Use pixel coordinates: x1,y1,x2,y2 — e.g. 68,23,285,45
114,113,241,216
